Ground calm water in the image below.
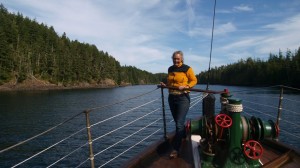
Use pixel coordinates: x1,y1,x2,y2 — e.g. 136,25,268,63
0,85,299,167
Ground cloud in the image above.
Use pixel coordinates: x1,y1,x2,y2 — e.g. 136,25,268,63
233,4,253,12
219,13,300,62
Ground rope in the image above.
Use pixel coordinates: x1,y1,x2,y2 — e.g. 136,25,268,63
99,128,161,168
90,98,159,128
88,88,159,111
92,108,160,143
12,127,86,168
0,112,83,154
227,104,243,112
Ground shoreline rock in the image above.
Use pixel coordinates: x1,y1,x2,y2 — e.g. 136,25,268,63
0,78,125,92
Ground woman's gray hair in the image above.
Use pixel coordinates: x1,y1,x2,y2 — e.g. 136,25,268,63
172,50,184,63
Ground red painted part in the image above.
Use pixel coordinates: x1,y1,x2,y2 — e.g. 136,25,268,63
215,114,232,128
275,124,280,138
243,140,264,160
185,119,191,134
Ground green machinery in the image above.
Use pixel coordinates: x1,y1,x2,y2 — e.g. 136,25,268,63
186,89,279,167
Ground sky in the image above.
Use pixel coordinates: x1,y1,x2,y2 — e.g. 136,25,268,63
1,0,300,74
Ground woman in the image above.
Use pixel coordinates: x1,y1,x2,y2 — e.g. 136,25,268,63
161,50,197,158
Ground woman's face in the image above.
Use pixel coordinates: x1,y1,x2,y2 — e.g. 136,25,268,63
173,54,183,67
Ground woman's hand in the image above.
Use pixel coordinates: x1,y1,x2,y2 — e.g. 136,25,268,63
160,82,166,87
178,85,189,90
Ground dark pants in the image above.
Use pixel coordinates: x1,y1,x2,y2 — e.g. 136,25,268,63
168,93,190,151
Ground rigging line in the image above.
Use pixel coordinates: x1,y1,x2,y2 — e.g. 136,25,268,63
284,97,300,104
246,105,300,128
190,97,203,109
243,100,278,109
0,111,83,154
243,106,276,119
280,129,300,139
280,118,300,128
99,128,161,168
230,86,280,93
282,108,300,116
90,98,160,128
47,142,88,168
92,108,160,143
234,93,279,99
271,85,300,91
88,88,159,111
94,118,162,157
75,158,89,168
191,95,202,100
12,127,86,168
206,0,217,90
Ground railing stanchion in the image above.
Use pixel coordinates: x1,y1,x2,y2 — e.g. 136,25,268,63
276,86,284,127
84,110,95,168
160,87,167,140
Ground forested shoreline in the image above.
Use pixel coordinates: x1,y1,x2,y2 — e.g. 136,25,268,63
0,5,165,90
1,4,299,91
198,48,300,88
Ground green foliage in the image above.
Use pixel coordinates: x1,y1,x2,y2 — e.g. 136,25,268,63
198,48,300,87
0,4,162,86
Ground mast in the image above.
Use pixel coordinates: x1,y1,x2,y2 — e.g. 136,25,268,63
206,0,217,90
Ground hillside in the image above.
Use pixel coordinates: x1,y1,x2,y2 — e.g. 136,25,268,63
0,4,165,91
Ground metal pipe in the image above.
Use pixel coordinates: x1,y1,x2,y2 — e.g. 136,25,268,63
276,86,284,127
160,87,167,140
157,85,225,94
84,110,95,168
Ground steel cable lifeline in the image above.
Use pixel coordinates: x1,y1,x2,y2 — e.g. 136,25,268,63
47,141,89,168
88,87,159,111
0,111,83,154
242,100,279,109
77,118,162,168
12,126,87,168
94,118,162,158
242,98,300,117
90,98,160,128
0,87,159,154
234,93,279,99
243,106,277,119
284,97,300,103
92,108,160,143
99,128,162,168
280,129,300,139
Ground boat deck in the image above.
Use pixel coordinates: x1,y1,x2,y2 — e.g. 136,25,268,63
123,135,300,168
123,135,194,168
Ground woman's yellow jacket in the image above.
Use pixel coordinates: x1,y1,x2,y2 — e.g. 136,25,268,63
167,63,197,94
